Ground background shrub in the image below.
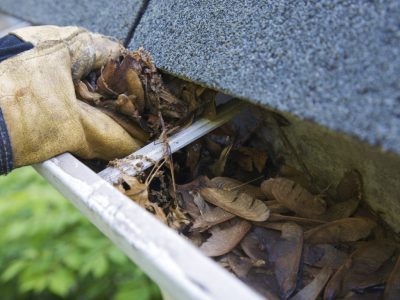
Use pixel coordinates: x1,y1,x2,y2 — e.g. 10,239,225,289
0,167,161,300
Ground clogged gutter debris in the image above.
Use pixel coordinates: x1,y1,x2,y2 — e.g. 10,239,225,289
76,50,400,300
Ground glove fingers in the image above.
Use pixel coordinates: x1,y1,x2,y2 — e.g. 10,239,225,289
12,26,123,80
69,31,122,79
75,101,143,161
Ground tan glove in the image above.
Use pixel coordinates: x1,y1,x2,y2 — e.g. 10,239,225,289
0,25,143,174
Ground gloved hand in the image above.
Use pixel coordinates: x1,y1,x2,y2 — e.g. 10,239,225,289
0,26,143,174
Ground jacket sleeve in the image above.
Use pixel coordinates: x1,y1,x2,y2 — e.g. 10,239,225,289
0,34,33,174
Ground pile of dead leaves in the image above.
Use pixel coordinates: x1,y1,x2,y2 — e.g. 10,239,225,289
93,49,400,300
75,47,215,142
117,125,400,299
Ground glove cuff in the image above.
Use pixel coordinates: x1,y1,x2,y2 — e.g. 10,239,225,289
0,108,13,174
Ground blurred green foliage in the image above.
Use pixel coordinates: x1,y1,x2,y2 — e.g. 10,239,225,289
0,167,161,300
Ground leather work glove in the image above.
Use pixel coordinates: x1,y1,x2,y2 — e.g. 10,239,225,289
0,26,143,174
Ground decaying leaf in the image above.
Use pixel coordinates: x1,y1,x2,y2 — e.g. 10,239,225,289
261,178,327,218
318,198,360,221
264,200,290,214
304,217,376,244
167,205,191,231
384,255,400,300
291,267,333,300
210,143,233,176
341,290,384,300
268,213,326,225
240,232,268,262
273,223,304,299
243,268,281,300
255,222,286,231
226,253,261,278
119,175,148,205
119,175,167,224
336,170,363,202
279,164,312,191
200,218,251,257
185,232,204,247
75,80,102,104
251,227,282,258
235,147,268,173
185,142,202,177
191,206,235,231
324,241,396,300
176,189,201,219
210,176,266,200
303,244,348,269
200,187,270,221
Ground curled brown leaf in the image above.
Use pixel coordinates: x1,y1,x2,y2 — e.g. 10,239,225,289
324,241,396,300
191,206,235,232
303,244,348,269
273,223,304,299
304,217,376,244
200,187,270,221
210,176,266,200
384,255,400,300
261,178,327,218
200,218,251,257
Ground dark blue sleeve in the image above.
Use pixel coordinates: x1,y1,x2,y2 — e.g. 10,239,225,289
0,34,33,174
0,34,33,63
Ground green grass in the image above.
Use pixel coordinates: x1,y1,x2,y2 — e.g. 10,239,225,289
0,167,161,300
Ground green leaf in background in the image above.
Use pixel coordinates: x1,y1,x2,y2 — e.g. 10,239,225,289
0,167,161,300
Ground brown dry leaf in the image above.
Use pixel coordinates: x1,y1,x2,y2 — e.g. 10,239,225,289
119,176,167,224
318,198,360,221
210,176,266,200
255,222,286,231
204,137,222,156
144,202,168,224
186,232,204,247
200,89,217,119
235,147,268,173
125,68,145,112
264,200,291,214
303,244,348,269
240,232,268,262
176,189,201,219
324,241,396,300
252,227,282,256
209,143,233,176
273,223,304,299
75,80,102,104
384,255,400,300
268,213,326,225
226,253,254,278
243,268,281,300
199,218,251,257
200,187,270,221
346,259,393,293
120,175,148,206
191,206,235,232
115,94,137,117
260,178,275,200
336,170,362,202
96,59,120,95
341,290,384,300
261,178,327,218
304,217,376,244
279,164,312,191
167,205,191,231
291,267,333,300
185,142,202,177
